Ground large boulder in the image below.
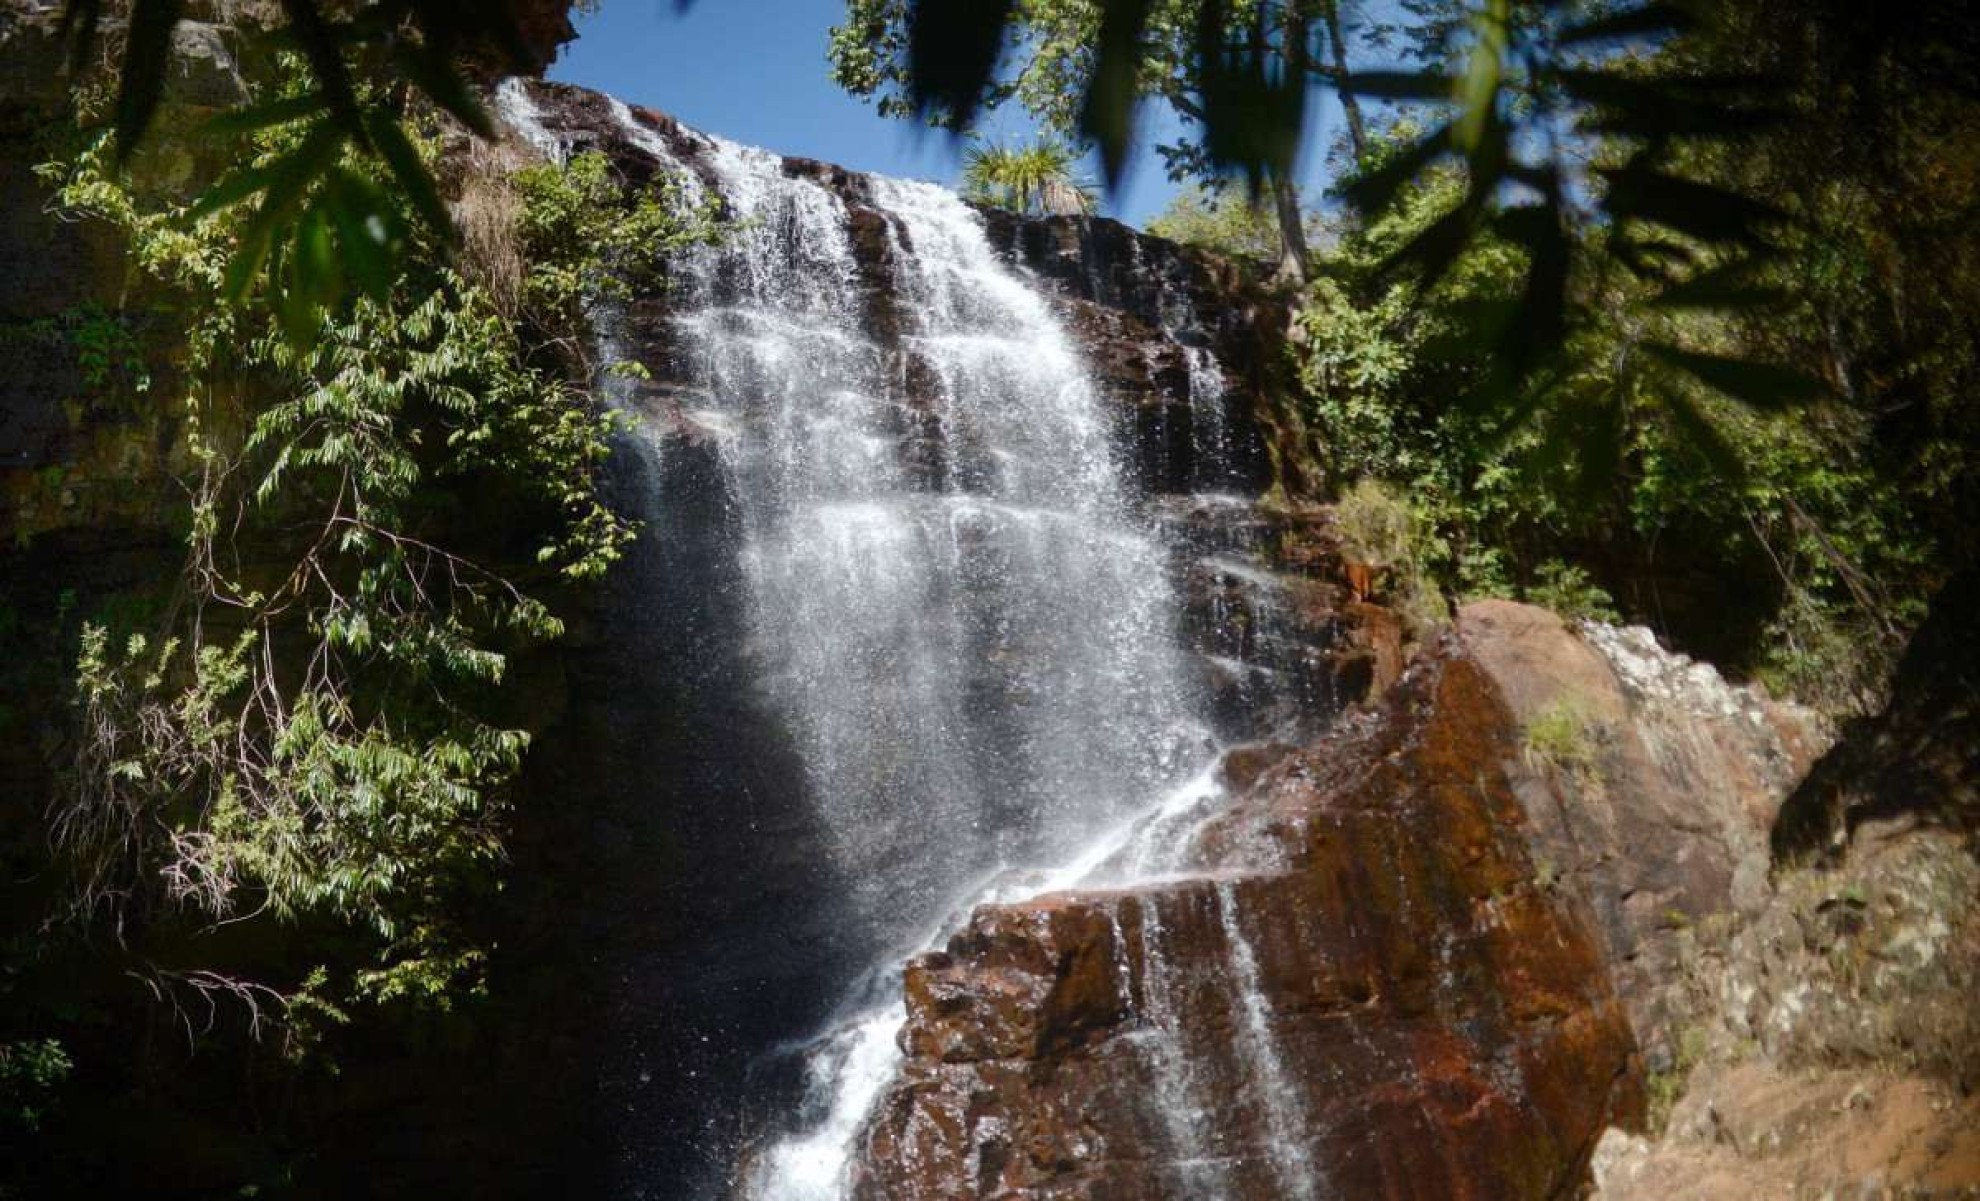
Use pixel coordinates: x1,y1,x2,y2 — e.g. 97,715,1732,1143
1456,600,1826,1071
849,602,1837,1199
854,633,1648,1200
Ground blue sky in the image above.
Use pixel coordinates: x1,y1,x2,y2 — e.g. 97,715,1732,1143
549,0,1356,228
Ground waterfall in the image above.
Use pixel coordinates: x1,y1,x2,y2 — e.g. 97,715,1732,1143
493,83,1288,1199
1135,895,1237,1199
607,119,1221,1196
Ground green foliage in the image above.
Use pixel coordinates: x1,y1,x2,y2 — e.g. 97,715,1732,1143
62,303,151,399
1524,561,1618,624
511,150,723,342
0,1040,71,1134
1146,182,1288,263
64,0,536,339
29,66,714,1043
960,136,1094,216
1333,479,1449,632
1289,112,1932,703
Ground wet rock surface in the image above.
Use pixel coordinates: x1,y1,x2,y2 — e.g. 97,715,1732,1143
854,633,1649,1200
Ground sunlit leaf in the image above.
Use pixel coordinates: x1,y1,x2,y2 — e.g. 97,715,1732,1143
1454,0,1507,154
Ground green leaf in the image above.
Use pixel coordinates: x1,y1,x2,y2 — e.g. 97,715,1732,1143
1193,0,1307,183
201,92,329,139
1454,0,1508,154
322,169,399,301
1648,259,1788,310
1601,163,1787,247
277,0,366,141
1559,69,1788,139
905,0,1016,129
1336,121,1453,214
1384,195,1483,294
1079,0,1156,189
393,41,494,138
220,121,344,301
1340,70,1459,101
1659,387,1745,480
1496,191,1571,378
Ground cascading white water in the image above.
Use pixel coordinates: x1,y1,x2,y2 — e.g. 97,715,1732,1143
497,83,1283,1198
1141,240,1239,494
610,126,1222,1195
1135,896,1237,1200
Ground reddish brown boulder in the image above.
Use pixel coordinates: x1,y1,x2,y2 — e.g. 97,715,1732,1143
852,642,1647,1200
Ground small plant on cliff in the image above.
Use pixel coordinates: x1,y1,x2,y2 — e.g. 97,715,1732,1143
1333,478,1449,633
0,1040,71,1134
1522,698,1602,784
961,136,1095,217
507,151,722,357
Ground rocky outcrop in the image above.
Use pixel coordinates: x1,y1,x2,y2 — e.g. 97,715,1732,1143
1583,573,1980,1200
0,1,254,537
854,622,1650,1199
1590,827,1980,1198
845,602,1848,1199
1458,601,1827,1072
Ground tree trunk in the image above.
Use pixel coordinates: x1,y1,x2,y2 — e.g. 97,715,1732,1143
1271,169,1309,285
1322,0,1368,161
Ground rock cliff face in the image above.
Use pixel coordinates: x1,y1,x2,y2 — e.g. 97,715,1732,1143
848,605,1829,1199
493,82,1403,1198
